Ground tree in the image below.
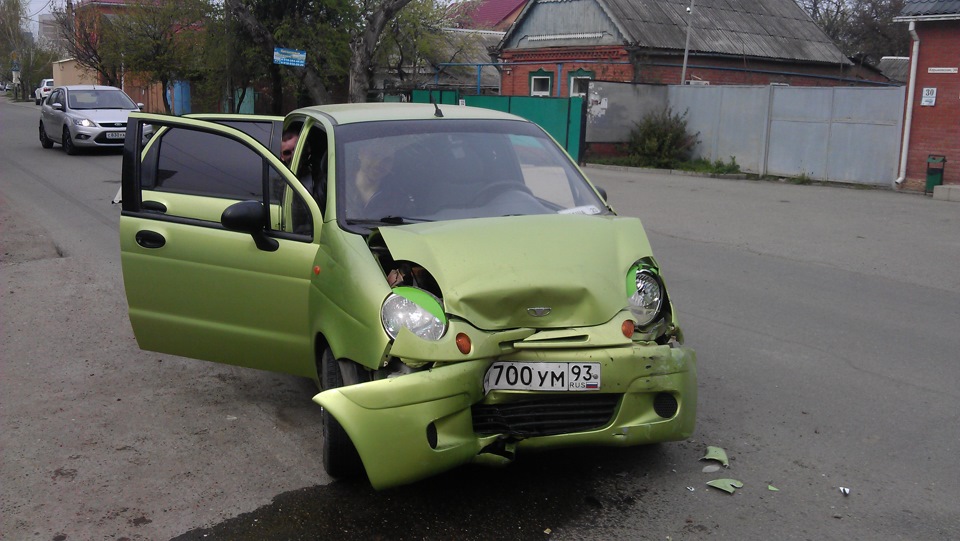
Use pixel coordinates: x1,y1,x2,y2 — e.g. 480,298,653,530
348,0,416,102
1,0,58,100
796,0,910,66
228,0,356,111
108,0,212,113
51,0,123,87
376,0,481,92
845,0,910,64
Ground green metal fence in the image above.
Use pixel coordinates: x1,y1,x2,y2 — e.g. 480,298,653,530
411,90,585,162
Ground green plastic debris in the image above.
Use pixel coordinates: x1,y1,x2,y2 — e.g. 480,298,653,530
706,479,743,494
768,485,779,491
701,446,729,467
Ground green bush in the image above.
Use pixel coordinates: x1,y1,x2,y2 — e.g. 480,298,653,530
624,107,699,169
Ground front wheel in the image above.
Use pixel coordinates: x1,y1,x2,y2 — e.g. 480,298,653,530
39,122,53,149
62,127,77,155
320,348,364,479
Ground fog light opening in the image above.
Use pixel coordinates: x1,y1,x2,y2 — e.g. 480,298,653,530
653,393,679,419
455,333,472,355
426,422,438,449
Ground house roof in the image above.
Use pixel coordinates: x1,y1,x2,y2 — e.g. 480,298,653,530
877,56,910,83
503,0,850,65
458,0,527,29
895,0,960,20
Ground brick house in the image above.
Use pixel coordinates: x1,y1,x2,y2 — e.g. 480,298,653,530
494,0,890,98
894,0,960,191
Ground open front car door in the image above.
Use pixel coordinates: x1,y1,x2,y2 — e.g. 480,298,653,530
119,113,322,377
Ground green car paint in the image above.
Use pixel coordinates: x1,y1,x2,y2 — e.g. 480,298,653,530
119,103,696,490
314,341,696,490
376,215,654,330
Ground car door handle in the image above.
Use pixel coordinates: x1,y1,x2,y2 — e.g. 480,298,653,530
142,200,167,213
135,230,166,249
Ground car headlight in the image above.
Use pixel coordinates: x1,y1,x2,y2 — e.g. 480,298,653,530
73,118,96,127
381,286,447,341
626,263,664,327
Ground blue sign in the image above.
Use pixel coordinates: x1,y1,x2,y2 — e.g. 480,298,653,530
273,47,306,67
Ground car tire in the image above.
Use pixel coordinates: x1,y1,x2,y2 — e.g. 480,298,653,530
35,97,41,105
320,348,364,479
39,122,54,149
62,127,77,155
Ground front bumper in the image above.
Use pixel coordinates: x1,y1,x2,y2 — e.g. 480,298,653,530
314,343,696,489
70,126,126,147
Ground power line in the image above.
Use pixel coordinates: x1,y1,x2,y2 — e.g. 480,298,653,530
28,0,56,18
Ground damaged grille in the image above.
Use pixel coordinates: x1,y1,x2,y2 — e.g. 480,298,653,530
472,394,621,437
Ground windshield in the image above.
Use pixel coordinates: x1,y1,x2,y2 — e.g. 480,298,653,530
336,119,608,228
68,89,138,110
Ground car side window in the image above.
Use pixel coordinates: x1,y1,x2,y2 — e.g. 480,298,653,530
141,125,314,238
150,127,263,199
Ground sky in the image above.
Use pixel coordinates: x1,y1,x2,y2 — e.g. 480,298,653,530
25,0,56,32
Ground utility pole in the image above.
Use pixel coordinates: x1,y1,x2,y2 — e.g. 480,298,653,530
680,0,695,85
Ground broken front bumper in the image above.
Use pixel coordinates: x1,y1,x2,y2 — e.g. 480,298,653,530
314,343,696,490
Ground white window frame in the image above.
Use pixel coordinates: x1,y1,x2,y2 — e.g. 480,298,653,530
569,76,591,97
531,76,552,97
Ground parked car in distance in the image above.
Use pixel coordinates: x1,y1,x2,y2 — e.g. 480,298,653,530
119,103,698,489
39,85,143,155
34,78,54,104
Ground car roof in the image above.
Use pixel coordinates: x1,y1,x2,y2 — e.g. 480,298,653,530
295,103,527,126
58,85,123,91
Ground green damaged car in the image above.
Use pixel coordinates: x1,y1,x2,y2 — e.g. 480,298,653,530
119,103,696,489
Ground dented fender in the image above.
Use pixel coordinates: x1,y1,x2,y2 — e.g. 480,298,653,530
313,360,490,489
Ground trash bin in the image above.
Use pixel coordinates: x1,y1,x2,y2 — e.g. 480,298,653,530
926,155,946,194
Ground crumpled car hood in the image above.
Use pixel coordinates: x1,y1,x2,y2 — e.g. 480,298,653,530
378,214,654,330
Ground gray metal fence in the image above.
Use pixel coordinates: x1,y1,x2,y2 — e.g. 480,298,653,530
586,82,905,186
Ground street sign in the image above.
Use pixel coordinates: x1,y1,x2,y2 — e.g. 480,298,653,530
273,47,306,67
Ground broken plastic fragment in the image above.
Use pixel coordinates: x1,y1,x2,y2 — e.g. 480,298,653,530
701,446,729,467
686,486,695,492
839,487,850,496
706,478,743,494
702,464,721,473
768,485,779,491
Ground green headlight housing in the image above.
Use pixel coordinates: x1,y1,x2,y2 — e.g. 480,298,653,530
626,263,665,327
381,286,448,341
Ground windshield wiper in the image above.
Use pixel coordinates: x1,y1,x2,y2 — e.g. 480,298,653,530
347,216,433,226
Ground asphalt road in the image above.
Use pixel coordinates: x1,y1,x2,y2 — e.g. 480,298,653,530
2,97,959,540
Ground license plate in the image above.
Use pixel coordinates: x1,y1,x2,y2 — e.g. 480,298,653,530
483,362,601,393
106,131,125,139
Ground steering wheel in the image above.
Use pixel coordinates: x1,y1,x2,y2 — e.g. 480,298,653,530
473,180,533,204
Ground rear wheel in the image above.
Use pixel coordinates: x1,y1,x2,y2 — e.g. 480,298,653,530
39,122,53,149
320,348,364,479
62,127,77,155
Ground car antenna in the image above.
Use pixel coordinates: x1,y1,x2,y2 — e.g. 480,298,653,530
432,100,443,118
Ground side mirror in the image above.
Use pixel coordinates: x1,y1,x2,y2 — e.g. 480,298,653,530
136,103,144,110
595,186,608,202
51,102,63,110
222,201,279,252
